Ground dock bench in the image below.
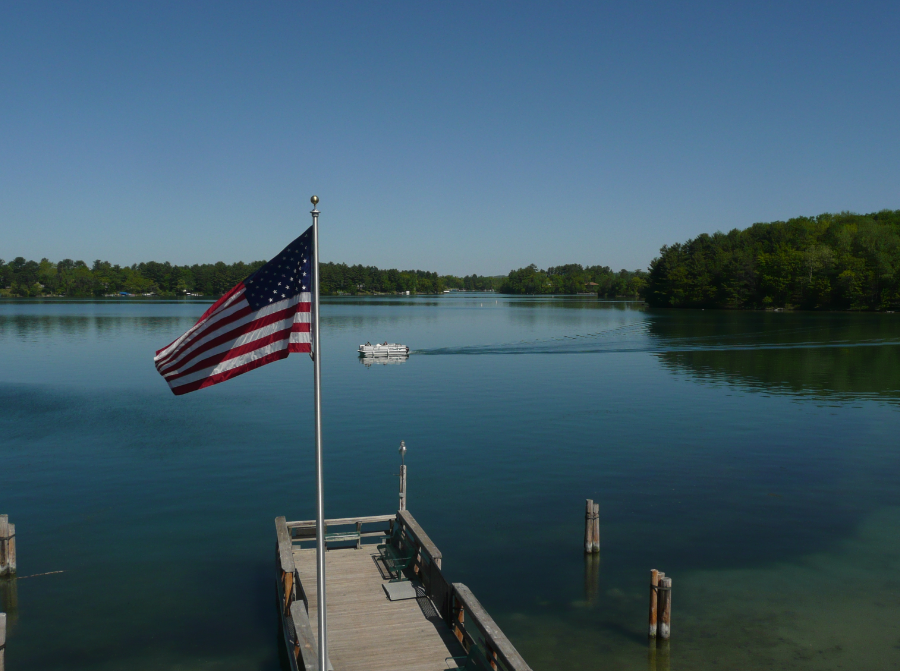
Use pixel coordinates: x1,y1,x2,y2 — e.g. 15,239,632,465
377,523,416,582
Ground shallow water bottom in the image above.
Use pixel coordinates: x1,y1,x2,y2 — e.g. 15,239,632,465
505,507,900,670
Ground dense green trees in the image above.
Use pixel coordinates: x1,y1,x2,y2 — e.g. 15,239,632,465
8,208,897,308
0,256,644,298
498,263,647,298
0,256,450,297
0,257,267,298
318,263,445,295
646,210,900,311
441,273,503,291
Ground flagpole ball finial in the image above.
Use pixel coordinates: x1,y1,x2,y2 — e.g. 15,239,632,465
311,195,319,206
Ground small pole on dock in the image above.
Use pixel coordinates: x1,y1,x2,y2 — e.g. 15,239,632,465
584,500,593,554
591,503,600,553
659,577,672,640
648,569,659,637
398,441,407,512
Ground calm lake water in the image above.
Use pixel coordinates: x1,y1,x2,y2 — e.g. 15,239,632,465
1,296,899,670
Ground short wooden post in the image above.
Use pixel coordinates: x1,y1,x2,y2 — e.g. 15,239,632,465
659,577,672,640
0,611,6,671
648,569,659,637
591,503,600,553
584,500,593,553
0,516,7,577
399,464,407,511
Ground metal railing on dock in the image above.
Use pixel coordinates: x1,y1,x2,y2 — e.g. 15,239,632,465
276,510,532,671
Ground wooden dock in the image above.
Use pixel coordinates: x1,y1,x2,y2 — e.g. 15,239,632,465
276,510,532,671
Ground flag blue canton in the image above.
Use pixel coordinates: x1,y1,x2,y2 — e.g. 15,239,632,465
244,229,313,310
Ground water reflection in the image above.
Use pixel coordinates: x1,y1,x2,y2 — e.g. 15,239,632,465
359,354,409,367
647,311,900,402
0,577,18,626
0,315,197,339
583,553,600,606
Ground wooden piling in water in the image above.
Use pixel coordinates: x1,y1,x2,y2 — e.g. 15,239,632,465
584,500,593,554
658,577,672,640
591,503,600,553
0,611,6,671
648,569,659,637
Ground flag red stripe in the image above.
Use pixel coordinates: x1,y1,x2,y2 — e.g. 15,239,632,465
156,298,311,371
163,326,305,382
155,300,254,368
170,348,291,396
155,283,247,359
156,305,310,376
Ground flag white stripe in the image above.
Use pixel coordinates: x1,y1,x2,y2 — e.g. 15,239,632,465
154,287,247,362
156,293,309,374
168,338,292,389
161,315,302,379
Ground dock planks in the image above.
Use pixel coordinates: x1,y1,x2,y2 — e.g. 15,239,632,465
293,546,464,671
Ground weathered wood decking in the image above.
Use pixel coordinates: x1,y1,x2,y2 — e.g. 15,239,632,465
295,546,463,671
276,511,532,671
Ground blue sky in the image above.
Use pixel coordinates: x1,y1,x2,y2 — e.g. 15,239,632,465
2,1,898,275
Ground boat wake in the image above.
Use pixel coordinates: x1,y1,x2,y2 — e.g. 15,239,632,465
413,322,900,356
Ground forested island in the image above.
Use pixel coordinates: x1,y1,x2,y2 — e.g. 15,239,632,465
646,209,900,310
3,209,898,309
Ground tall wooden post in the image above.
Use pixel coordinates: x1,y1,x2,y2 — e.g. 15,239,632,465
659,577,672,640
584,500,593,554
648,569,659,637
591,503,600,553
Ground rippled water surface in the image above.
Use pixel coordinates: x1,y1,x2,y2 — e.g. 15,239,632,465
1,296,899,670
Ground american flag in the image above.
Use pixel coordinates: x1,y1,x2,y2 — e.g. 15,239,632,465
154,227,313,395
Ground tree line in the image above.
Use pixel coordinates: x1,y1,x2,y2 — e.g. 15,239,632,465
6,208,897,308
496,264,647,297
645,210,900,310
0,258,268,298
0,256,651,299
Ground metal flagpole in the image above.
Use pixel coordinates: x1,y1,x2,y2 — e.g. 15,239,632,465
310,195,328,671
